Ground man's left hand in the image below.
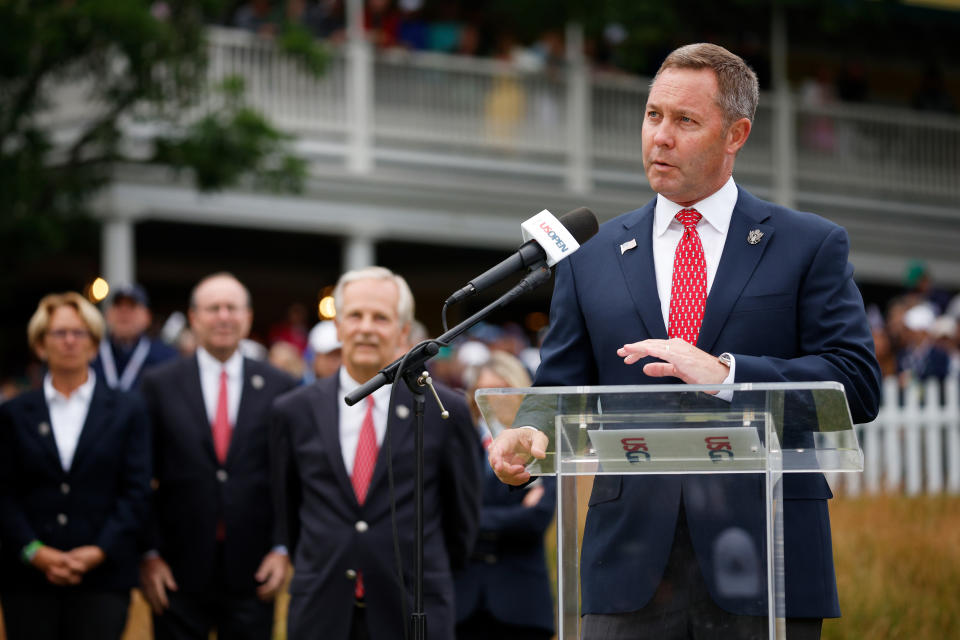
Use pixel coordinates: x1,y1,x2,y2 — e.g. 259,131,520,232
254,551,289,601
618,338,728,385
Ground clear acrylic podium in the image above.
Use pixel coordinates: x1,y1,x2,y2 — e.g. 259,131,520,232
476,381,863,640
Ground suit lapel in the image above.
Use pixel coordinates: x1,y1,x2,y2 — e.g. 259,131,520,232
22,390,62,470
180,356,217,463
70,380,112,473
698,189,774,354
228,358,263,465
367,384,413,499
617,203,668,339
308,376,356,503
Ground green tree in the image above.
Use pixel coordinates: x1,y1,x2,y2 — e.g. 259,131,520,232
0,0,325,266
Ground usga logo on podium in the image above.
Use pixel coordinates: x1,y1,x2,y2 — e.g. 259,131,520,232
705,436,734,462
618,434,736,464
621,437,651,463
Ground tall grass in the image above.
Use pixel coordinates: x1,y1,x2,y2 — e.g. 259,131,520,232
824,494,960,640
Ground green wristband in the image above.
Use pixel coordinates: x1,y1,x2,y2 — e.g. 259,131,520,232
21,540,43,564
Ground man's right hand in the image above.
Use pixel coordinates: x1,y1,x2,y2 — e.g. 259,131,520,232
488,427,548,486
31,546,84,586
140,555,178,614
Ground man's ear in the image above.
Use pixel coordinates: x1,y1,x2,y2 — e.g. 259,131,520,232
726,117,752,154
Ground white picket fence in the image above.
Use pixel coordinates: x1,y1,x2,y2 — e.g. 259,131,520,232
829,376,960,496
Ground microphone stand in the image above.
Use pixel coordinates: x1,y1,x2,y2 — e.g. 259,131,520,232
344,265,553,640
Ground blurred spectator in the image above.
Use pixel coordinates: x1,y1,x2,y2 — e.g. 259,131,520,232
268,302,310,353
912,62,957,114
0,292,151,640
897,303,951,384
799,66,837,153
455,351,555,640
396,0,428,50
233,0,282,37
902,259,952,314
307,319,341,379
871,325,898,378
287,0,344,39
836,60,869,103
91,283,177,391
364,0,401,48
269,340,307,380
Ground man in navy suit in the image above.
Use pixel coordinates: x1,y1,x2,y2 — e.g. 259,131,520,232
489,43,881,639
92,283,177,391
139,273,297,640
270,266,481,640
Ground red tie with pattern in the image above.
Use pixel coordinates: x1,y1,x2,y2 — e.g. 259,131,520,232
351,396,378,599
212,369,231,541
668,208,707,345
212,369,231,464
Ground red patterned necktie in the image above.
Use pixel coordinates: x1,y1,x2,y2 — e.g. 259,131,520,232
351,396,378,598
212,369,231,464
668,208,707,345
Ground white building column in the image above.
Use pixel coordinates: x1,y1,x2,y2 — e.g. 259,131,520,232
343,234,375,272
565,22,592,194
101,218,135,287
771,3,796,209
346,0,373,174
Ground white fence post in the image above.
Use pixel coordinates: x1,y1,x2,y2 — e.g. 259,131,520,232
856,375,960,496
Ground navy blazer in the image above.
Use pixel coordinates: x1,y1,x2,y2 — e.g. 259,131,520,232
140,355,296,594
533,187,882,618
270,373,482,640
0,381,151,593
454,470,556,633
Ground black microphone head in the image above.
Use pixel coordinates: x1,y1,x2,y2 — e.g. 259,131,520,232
558,207,600,244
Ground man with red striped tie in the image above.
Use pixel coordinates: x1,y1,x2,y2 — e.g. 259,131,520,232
270,266,481,640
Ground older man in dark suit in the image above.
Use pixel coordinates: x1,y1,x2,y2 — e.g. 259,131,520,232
270,266,482,640
139,272,297,640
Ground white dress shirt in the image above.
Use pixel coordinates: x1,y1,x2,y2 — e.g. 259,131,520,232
652,176,738,387
196,347,244,427
44,369,96,472
337,367,393,475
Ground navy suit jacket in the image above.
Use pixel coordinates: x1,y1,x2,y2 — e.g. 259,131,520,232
140,355,296,594
454,471,556,633
270,373,482,640
0,382,151,593
533,187,882,618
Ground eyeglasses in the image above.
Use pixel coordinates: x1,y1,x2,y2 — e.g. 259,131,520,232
47,329,91,341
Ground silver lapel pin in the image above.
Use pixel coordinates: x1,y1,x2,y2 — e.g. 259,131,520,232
620,238,638,255
251,374,265,390
747,229,764,245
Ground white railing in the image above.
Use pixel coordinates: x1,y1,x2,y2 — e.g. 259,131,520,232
197,27,960,204
832,376,960,496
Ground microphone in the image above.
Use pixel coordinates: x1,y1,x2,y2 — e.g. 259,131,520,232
444,207,598,306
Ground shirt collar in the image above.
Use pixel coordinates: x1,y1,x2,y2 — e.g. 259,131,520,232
43,368,96,404
654,176,738,238
196,346,244,379
338,367,393,408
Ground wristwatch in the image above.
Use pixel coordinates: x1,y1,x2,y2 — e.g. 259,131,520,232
718,352,734,368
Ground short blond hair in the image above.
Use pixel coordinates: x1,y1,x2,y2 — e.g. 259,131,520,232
27,292,105,351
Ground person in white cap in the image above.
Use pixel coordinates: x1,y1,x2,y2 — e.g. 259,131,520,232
308,320,342,380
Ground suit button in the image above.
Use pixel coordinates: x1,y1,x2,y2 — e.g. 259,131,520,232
60,483,70,495
216,470,228,483
355,520,368,533
57,513,68,526
345,569,357,580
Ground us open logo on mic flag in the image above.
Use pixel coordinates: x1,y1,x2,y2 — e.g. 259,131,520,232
521,209,582,267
